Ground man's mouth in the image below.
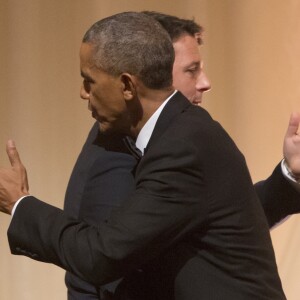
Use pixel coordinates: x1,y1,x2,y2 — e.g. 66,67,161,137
192,99,202,106
190,93,203,106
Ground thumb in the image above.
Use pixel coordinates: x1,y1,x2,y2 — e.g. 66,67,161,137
6,140,22,167
285,112,300,138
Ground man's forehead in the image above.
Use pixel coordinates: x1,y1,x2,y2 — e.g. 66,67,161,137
173,35,201,55
173,35,202,67
80,43,93,59
80,43,97,71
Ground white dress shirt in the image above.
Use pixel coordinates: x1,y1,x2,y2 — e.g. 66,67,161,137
135,90,176,154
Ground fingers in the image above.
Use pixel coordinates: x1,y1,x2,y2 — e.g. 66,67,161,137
285,112,300,138
6,140,22,168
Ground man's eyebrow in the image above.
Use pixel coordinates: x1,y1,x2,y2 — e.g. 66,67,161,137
184,61,201,69
80,71,94,82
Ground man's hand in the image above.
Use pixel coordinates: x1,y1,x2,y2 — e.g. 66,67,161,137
0,140,29,214
283,112,300,178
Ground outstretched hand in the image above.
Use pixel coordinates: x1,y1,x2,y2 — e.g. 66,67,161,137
283,112,300,178
0,140,29,214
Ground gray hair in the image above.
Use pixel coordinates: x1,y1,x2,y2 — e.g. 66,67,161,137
82,12,174,89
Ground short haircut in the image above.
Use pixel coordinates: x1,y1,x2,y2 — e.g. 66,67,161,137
143,11,203,45
82,12,174,89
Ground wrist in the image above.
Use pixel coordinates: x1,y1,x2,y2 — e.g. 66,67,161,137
11,195,30,216
283,159,300,183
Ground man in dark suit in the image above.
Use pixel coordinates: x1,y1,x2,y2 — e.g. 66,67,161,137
0,12,287,299
63,126,137,299
63,12,300,299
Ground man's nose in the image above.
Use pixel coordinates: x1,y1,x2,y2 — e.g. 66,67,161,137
80,84,90,100
196,71,211,92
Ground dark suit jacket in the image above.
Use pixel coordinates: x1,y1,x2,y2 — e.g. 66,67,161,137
255,165,300,227
8,92,286,299
65,126,300,299
64,123,136,299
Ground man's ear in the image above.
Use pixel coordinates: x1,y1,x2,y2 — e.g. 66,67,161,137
120,73,136,101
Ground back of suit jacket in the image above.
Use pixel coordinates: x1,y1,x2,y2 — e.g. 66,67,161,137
111,92,285,299
8,92,285,300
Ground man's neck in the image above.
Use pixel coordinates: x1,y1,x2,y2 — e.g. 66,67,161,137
130,87,175,138
135,90,177,153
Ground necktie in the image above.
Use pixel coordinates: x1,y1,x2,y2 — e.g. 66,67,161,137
123,136,143,160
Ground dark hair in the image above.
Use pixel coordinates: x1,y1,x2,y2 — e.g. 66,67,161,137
143,11,203,45
82,12,174,89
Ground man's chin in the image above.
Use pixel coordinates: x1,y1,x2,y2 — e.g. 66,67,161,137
98,122,113,135
98,123,124,137
98,120,131,137
192,99,202,106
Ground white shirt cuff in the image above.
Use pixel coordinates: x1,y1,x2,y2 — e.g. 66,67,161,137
281,159,300,192
11,195,30,216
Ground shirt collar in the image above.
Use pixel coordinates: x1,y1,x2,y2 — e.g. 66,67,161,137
135,90,177,155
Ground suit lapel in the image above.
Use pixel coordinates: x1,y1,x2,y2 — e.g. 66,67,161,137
144,91,191,153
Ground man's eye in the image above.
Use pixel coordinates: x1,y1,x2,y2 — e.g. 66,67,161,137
84,78,93,84
186,65,201,76
186,68,199,77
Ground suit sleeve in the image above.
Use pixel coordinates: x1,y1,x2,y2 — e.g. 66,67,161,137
255,162,300,227
8,137,207,286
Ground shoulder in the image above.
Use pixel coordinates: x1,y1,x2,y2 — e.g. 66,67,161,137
167,105,233,148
